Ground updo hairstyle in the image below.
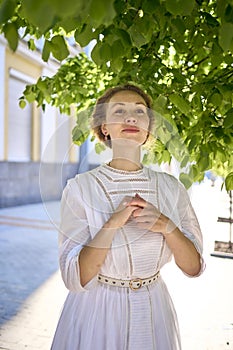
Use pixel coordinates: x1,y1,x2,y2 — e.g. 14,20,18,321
90,84,154,144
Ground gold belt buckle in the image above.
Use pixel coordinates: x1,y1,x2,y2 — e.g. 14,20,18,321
129,278,142,291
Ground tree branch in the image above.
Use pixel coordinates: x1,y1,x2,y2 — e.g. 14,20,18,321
185,56,210,70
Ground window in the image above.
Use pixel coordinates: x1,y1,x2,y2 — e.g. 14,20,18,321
7,72,33,161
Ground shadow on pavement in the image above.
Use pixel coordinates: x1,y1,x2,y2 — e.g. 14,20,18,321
0,202,60,326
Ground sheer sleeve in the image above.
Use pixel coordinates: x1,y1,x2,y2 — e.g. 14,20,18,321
58,177,98,292
158,172,205,278
176,180,205,277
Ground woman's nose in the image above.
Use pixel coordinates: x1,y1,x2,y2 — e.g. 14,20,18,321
125,115,137,124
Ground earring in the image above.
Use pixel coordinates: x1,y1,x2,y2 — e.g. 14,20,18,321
104,132,108,141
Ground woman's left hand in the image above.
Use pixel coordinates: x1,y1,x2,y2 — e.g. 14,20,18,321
128,194,176,235
128,194,202,276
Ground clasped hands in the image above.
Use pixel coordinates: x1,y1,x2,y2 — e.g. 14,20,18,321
108,193,177,235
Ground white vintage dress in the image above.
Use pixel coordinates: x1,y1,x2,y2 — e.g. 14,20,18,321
51,164,204,350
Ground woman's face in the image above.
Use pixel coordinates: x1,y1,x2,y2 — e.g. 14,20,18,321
101,90,150,146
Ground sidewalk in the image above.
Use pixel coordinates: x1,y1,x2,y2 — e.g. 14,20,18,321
0,181,232,349
167,180,233,350
0,201,67,350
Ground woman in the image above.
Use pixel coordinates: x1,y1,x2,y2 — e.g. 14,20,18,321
51,84,204,350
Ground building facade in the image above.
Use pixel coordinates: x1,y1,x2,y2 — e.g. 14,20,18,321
0,36,81,208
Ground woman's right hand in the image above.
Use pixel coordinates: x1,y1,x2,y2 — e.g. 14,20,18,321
79,196,140,287
106,196,139,229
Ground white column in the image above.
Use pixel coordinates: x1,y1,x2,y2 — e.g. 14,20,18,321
40,66,58,163
0,39,6,160
40,104,57,162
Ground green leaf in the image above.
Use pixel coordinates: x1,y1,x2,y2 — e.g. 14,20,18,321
89,0,116,26
128,23,148,48
166,136,184,162
225,172,233,191
162,150,171,163
50,35,69,61
180,154,190,168
224,4,233,23
164,119,174,133
173,38,189,54
99,42,112,61
111,40,125,59
211,51,223,67
189,164,199,181
3,22,18,51
0,0,17,25
169,94,191,115
75,24,95,48
59,17,82,33
209,92,222,107
95,142,106,154
188,134,200,152
28,38,36,51
153,95,168,114
198,155,209,172
25,91,36,103
166,0,195,16
21,1,85,32
179,173,193,189
219,23,233,52
72,126,89,146
48,0,84,17
156,122,172,144
37,78,48,93
224,54,233,64
19,99,26,109
223,108,233,128
171,18,186,34
192,93,203,112
216,149,227,163
141,0,161,14
114,29,131,48
42,40,51,62
110,57,123,72
91,42,102,66
21,0,56,32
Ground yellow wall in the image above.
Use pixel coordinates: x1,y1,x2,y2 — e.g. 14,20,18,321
4,48,42,161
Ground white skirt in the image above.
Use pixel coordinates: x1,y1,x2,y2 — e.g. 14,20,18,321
51,276,181,350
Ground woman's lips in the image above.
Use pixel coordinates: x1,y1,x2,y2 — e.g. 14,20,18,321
122,127,140,133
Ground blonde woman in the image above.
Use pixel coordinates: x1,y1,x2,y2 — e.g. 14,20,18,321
51,84,204,350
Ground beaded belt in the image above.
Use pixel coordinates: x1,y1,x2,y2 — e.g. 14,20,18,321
97,271,160,291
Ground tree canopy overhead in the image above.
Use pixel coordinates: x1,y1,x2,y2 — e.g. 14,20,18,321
0,0,233,190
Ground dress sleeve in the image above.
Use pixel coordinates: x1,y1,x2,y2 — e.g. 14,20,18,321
176,180,205,277
58,177,98,292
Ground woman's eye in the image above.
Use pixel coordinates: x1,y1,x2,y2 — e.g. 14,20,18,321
135,109,146,114
114,109,125,115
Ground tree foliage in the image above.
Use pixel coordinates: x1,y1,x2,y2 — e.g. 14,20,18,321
0,0,233,190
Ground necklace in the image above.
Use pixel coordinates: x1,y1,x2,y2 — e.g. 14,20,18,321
107,161,142,172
